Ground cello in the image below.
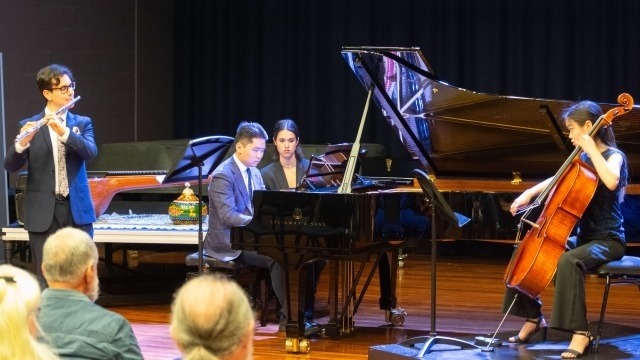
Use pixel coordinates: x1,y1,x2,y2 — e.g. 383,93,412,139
504,93,634,299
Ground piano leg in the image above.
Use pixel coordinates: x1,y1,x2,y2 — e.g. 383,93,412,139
324,259,357,337
378,249,397,310
286,265,309,336
323,245,407,337
379,246,406,326
325,259,341,337
283,261,311,353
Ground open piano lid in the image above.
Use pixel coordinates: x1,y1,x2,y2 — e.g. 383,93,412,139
341,46,640,181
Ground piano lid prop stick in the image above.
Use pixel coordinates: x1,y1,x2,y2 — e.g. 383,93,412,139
14,96,82,142
338,88,373,194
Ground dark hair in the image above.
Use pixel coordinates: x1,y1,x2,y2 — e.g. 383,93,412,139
36,64,74,94
562,100,629,191
562,100,616,148
272,118,304,161
235,121,268,146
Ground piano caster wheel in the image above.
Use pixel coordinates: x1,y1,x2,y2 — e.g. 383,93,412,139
285,337,310,353
398,252,407,268
386,308,406,326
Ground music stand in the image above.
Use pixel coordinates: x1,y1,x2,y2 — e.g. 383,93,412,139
163,135,234,274
399,169,482,356
297,144,368,191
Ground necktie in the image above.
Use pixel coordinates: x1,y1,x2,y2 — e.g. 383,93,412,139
246,168,253,199
57,138,69,197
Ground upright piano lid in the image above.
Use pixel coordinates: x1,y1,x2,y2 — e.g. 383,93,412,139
341,47,640,181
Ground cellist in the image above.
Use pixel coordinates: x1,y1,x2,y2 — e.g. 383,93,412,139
503,101,628,359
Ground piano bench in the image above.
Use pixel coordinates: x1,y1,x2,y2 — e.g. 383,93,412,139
185,253,268,327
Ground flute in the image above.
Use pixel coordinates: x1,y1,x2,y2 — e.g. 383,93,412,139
14,96,82,143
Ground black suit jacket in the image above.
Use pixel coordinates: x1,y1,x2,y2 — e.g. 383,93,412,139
260,158,310,190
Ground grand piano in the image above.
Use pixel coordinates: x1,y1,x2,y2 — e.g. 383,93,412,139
344,46,640,244
237,46,640,351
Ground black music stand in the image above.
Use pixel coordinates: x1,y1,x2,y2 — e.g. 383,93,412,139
409,169,482,356
163,135,234,274
370,169,480,359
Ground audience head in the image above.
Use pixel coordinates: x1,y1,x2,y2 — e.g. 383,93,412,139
234,121,268,168
271,118,304,162
42,227,100,302
170,275,254,360
0,264,59,360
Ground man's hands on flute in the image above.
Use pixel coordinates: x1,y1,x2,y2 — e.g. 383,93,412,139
17,115,64,147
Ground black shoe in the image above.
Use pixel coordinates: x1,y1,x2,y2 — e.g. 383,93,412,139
304,320,322,337
509,317,548,343
279,318,321,336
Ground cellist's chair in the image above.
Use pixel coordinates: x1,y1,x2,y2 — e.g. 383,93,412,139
591,255,640,352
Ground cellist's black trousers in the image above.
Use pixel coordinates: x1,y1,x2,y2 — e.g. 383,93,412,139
502,238,625,331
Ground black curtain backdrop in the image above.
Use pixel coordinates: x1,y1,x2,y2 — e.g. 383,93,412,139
173,0,640,159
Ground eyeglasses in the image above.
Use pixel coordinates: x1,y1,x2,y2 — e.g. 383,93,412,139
49,82,76,94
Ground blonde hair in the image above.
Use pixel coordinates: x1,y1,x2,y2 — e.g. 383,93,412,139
170,275,255,360
42,227,98,284
0,265,59,360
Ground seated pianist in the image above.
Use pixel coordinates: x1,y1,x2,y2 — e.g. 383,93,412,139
203,121,289,331
237,124,406,338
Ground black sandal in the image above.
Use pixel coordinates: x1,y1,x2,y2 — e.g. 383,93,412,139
508,317,548,343
561,332,592,359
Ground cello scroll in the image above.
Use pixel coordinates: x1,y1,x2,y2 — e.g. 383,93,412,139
600,92,634,126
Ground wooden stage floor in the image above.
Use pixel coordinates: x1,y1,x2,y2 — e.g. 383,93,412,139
108,248,640,359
